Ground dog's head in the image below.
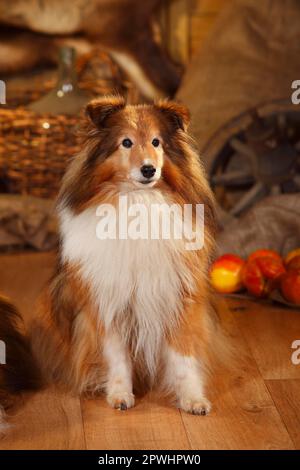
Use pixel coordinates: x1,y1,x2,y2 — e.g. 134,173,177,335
58,96,214,215
85,95,190,186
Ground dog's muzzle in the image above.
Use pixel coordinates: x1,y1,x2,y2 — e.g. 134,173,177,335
140,164,156,180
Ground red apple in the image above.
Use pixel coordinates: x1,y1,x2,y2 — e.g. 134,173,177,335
286,255,300,272
285,248,300,265
242,259,267,297
256,256,286,280
210,254,245,294
248,249,282,263
242,257,286,298
280,270,300,305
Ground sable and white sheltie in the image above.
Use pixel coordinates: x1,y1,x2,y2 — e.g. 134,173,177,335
0,96,221,430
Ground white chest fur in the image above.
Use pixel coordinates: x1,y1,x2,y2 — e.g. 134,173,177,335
59,189,194,374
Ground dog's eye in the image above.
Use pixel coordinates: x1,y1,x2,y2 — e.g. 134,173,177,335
122,138,133,148
152,138,160,147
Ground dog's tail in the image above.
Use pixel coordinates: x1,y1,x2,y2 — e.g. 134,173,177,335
0,295,43,432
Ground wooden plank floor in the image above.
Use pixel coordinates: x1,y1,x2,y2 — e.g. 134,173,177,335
0,252,299,450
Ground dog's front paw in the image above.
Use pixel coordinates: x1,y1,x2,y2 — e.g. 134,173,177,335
106,392,135,411
178,396,211,416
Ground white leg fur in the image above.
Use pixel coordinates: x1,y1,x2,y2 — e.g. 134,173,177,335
103,331,134,410
163,346,211,415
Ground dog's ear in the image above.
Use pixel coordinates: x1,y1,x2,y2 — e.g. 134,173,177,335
85,95,126,128
154,100,190,131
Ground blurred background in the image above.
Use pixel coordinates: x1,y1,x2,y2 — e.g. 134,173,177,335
0,0,299,262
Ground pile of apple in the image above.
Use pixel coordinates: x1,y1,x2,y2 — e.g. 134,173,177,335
210,248,300,305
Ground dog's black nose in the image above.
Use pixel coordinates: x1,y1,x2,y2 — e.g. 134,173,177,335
141,164,156,179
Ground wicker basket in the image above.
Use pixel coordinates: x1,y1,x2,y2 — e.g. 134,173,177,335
0,50,132,199
0,109,82,198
